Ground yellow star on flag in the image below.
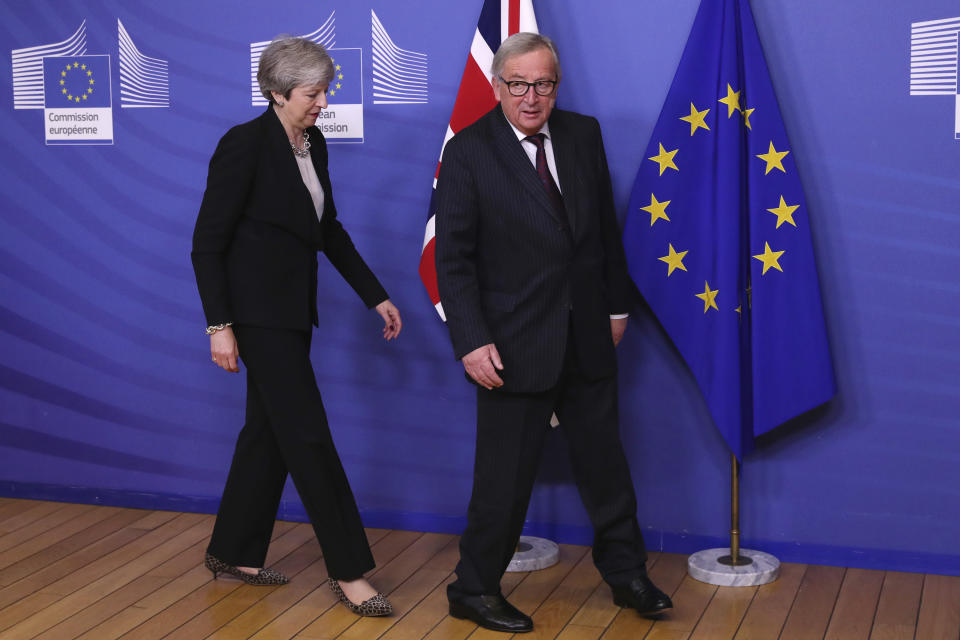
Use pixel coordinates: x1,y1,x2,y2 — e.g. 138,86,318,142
338,73,343,80
80,64,86,70
61,70,67,77
649,143,678,176
742,107,755,130
61,88,67,95
335,64,341,71
757,141,789,174
640,193,671,226
659,243,688,276
73,62,79,68
336,83,341,89
696,281,720,313
679,102,710,136
87,70,92,76
329,90,336,96
718,83,741,118
753,242,785,274
767,196,799,228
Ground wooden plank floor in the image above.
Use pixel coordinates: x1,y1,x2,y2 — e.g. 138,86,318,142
0,499,957,640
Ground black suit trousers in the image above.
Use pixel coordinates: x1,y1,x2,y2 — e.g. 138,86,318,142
206,325,375,580
448,331,648,598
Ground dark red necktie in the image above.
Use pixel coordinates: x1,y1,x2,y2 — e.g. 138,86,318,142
525,134,565,219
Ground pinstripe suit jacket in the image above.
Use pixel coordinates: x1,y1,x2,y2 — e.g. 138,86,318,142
435,105,636,393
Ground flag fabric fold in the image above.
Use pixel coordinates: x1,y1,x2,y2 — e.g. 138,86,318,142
622,0,836,459
418,0,539,320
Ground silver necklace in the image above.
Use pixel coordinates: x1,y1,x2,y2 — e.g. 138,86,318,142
291,131,311,158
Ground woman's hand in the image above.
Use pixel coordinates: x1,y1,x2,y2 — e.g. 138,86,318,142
210,327,240,372
375,299,402,340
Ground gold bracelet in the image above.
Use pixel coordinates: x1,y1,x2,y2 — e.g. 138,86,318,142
205,322,233,335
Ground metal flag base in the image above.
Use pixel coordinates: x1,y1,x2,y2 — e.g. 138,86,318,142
688,548,780,586
506,536,559,572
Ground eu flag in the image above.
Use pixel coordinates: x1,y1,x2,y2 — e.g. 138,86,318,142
43,55,112,108
622,0,835,459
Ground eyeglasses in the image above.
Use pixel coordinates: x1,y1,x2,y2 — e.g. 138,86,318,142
499,77,558,97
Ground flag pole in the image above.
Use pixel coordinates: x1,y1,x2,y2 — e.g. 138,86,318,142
718,453,750,567
687,451,779,586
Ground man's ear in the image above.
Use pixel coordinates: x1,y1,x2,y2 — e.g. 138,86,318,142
491,77,502,103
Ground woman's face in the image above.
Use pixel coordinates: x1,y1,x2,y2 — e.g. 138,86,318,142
276,83,329,130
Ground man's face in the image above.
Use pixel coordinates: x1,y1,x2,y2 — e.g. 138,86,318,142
493,47,558,136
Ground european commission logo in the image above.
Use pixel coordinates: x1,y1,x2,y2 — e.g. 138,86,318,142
910,16,960,140
43,56,113,144
118,19,170,109
371,10,427,104
11,19,170,145
323,49,363,143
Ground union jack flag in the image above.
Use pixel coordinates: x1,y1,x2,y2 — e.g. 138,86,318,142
418,0,539,320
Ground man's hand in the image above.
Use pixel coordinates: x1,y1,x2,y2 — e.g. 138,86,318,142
462,343,504,390
611,317,628,347
210,327,240,372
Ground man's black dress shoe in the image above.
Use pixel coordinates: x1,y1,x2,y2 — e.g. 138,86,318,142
610,574,673,616
449,593,533,633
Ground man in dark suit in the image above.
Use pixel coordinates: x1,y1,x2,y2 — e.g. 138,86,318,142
435,33,673,633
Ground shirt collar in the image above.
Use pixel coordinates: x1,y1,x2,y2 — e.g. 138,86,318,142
505,117,551,144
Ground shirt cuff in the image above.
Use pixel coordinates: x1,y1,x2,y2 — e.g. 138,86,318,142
609,314,629,320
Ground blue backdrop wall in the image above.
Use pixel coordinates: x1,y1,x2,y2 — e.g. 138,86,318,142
1,0,958,575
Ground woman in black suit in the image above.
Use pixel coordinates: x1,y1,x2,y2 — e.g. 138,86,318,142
191,36,400,617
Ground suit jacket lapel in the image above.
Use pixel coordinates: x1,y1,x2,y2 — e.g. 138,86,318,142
549,115,579,236
490,107,566,226
263,107,320,225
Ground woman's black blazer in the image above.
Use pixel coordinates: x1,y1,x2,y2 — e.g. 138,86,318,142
192,107,387,331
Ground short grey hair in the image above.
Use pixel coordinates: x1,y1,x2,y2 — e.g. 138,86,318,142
491,32,562,83
257,36,334,103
